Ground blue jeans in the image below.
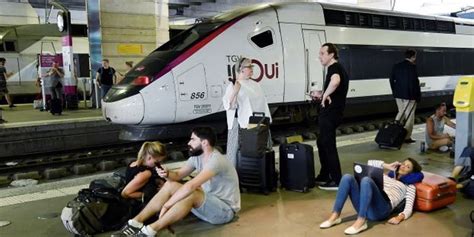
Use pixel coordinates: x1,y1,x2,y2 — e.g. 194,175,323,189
332,174,392,221
100,84,112,100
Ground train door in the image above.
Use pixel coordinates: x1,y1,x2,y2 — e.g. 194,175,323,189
302,30,326,95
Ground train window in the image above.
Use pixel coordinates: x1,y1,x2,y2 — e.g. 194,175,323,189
371,15,385,28
436,21,455,33
424,20,437,32
157,22,222,52
324,9,346,25
4,41,15,52
359,14,370,26
250,30,274,48
345,12,357,26
388,16,402,30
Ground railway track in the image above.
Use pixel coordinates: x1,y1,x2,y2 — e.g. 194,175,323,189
0,114,431,187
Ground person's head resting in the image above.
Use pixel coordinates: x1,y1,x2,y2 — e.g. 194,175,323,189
319,43,339,67
136,141,167,168
125,61,133,70
398,157,422,176
102,59,110,68
236,57,254,79
0,57,5,66
405,49,417,63
434,102,447,119
188,127,217,157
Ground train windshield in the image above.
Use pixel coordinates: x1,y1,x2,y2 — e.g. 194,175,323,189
118,22,223,86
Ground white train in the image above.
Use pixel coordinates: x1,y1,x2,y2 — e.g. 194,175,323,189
102,2,474,140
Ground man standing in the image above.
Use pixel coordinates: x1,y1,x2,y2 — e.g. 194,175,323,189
311,43,349,191
95,59,116,107
113,127,240,236
389,49,421,143
0,58,16,108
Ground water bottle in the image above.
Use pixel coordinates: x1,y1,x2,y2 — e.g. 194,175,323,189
420,141,426,153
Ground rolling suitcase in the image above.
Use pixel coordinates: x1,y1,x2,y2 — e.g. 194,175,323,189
239,112,270,157
50,98,63,115
414,171,457,212
237,150,277,195
279,143,315,192
375,102,415,149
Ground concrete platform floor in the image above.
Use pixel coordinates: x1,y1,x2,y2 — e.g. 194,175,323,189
0,125,472,237
0,102,102,127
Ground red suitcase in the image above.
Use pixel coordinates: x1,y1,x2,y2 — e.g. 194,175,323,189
414,171,457,212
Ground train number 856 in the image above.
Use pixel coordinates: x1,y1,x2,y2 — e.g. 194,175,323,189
190,92,206,99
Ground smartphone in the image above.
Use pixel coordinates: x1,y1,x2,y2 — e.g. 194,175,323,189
155,161,163,169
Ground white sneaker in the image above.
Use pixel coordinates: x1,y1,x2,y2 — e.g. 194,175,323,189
439,145,449,152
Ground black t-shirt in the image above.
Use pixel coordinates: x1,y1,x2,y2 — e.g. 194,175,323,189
323,62,349,110
97,67,116,86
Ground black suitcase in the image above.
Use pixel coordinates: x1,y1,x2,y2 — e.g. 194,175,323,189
279,143,315,192
237,150,277,195
50,98,63,115
65,94,79,109
374,122,407,149
375,102,415,149
239,112,270,157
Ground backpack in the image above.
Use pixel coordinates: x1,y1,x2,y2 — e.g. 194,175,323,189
61,188,131,236
461,179,474,199
89,168,127,192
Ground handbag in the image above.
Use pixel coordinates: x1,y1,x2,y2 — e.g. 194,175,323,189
239,112,270,157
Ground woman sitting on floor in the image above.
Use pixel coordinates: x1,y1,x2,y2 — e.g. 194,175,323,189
121,141,167,214
319,158,423,235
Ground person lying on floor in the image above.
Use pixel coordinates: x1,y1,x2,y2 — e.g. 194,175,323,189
319,158,423,235
112,127,240,237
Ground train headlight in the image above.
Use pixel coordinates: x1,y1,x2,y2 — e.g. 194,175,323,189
132,76,151,86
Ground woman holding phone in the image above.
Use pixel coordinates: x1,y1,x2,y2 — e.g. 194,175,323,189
319,158,423,235
121,141,167,209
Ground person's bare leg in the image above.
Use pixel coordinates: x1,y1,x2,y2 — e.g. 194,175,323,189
327,212,340,222
134,181,182,223
429,138,452,150
5,94,12,106
148,189,204,233
350,217,367,229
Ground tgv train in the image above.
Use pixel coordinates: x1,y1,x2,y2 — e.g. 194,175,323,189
102,2,474,140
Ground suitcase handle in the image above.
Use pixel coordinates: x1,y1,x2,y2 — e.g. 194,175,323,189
438,182,450,190
252,112,266,117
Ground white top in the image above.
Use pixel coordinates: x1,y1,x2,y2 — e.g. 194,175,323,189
368,160,416,220
222,79,272,129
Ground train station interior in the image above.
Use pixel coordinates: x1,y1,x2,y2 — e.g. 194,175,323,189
0,0,473,237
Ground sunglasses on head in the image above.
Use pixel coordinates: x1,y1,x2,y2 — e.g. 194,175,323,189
242,65,253,69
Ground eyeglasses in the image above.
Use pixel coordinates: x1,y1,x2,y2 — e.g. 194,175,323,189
242,65,253,69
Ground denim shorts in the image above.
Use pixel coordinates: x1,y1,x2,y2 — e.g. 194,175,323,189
191,192,235,224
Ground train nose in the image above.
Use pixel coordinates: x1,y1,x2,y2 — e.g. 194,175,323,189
102,92,145,124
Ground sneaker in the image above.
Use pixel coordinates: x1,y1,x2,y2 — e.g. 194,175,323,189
0,119,7,124
318,181,339,191
8,104,16,108
111,223,141,237
439,145,449,152
404,138,416,144
136,231,154,237
315,175,330,184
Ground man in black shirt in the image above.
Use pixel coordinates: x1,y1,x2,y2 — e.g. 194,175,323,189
311,43,349,190
389,49,421,143
95,59,117,107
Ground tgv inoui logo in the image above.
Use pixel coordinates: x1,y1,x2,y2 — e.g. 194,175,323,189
226,55,279,82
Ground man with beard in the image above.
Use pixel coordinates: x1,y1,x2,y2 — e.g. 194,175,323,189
113,127,240,237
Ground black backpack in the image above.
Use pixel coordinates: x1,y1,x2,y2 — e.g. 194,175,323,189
61,188,131,236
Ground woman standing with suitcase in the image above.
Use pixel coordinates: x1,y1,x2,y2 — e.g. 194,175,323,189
222,57,271,167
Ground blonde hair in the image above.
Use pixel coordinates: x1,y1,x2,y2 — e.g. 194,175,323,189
136,141,167,166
